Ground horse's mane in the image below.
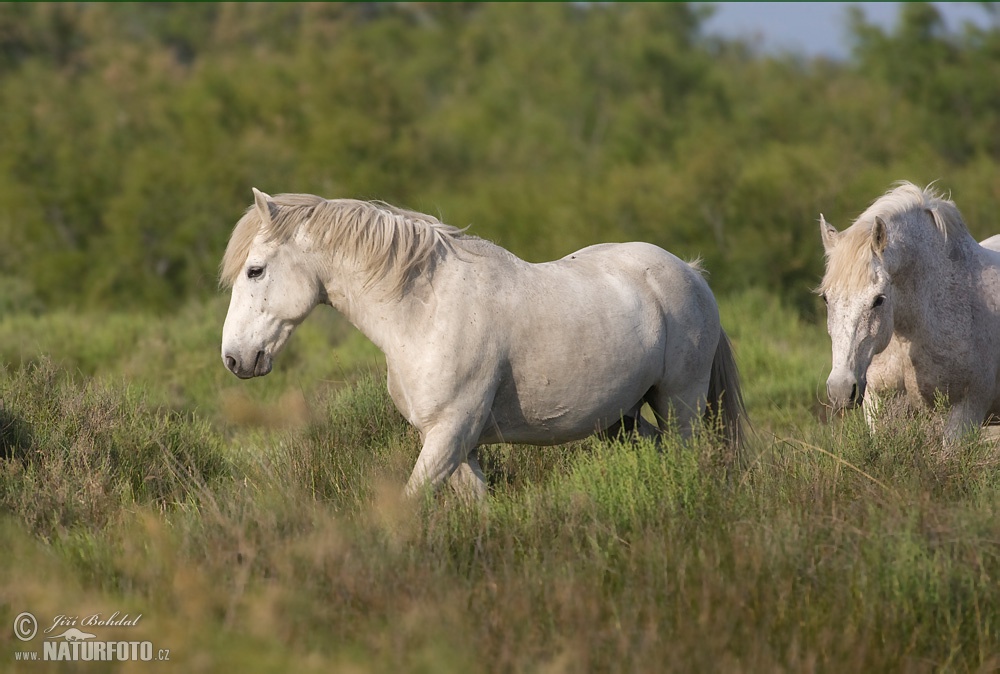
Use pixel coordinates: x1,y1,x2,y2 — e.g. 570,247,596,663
819,181,969,294
220,194,468,293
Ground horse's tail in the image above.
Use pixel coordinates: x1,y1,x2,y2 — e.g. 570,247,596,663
705,328,750,467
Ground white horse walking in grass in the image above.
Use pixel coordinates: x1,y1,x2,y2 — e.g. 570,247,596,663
221,189,747,498
818,181,1000,441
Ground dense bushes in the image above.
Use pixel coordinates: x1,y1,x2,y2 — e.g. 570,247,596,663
1,3,999,315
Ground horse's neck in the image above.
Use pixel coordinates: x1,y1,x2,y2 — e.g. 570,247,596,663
318,252,441,356
893,232,978,340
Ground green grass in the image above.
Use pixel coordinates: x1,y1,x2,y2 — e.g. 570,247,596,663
1,291,999,672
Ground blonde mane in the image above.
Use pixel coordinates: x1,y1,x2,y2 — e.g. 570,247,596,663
220,194,468,293
819,181,968,294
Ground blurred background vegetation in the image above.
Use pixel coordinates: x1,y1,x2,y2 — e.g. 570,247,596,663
1,2,998,318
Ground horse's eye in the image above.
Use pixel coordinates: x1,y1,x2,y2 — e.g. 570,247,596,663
247,266,265,280
820,293,828,305
873,294,885,308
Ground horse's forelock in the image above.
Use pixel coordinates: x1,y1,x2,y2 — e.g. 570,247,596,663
220,207,263,289
819,223,879,295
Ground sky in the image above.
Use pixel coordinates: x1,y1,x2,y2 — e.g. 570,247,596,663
702,2,997,59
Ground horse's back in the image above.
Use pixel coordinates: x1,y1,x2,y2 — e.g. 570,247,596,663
981,235,1000,253
553,241,718,317
474,241,722,442
512,242,721,350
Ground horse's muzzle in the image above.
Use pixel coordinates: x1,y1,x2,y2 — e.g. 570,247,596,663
827,372,865,410
223,350,272,379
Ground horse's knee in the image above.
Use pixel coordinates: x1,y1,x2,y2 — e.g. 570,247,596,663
405,439,465,497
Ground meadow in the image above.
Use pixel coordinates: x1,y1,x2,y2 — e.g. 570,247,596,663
2,288,998,673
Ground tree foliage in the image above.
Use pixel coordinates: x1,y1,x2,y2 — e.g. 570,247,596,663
1,2,999,315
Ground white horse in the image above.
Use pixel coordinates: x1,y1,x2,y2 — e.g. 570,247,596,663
221,189,747,498
818,181,1000,440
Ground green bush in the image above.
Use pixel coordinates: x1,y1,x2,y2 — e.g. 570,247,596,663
1,3,999,312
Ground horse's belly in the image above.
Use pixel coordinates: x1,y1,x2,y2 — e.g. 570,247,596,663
477,371,655,445
476,413,623,445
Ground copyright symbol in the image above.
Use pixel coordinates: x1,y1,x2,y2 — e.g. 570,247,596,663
14,612,37,641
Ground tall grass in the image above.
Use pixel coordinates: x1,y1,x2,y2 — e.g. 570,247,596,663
0,358,230,538
1,291,999,672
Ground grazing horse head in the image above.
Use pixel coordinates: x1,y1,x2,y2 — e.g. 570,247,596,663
817,181,969,412
818,213,895,409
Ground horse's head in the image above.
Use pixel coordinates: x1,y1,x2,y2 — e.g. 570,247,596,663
818,213,895,410
221,188,324,379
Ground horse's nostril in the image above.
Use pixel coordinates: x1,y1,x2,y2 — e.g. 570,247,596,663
225,355,237,373
849,383,858,403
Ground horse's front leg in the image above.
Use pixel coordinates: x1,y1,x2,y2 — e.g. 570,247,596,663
943,398,987,448
447,447,488,501
404,413,490,500
862,389,890,434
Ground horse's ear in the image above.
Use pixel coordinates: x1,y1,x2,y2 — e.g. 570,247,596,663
252,187,276,227
872,215,889,257
819,214,839,252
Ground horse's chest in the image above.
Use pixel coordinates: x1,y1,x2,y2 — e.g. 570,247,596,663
903,341,980,404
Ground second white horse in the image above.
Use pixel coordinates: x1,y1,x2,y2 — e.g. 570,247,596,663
819,181,1000,440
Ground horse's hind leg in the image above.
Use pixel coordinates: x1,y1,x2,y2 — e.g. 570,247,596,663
646,380,710,441
598,403,659,442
